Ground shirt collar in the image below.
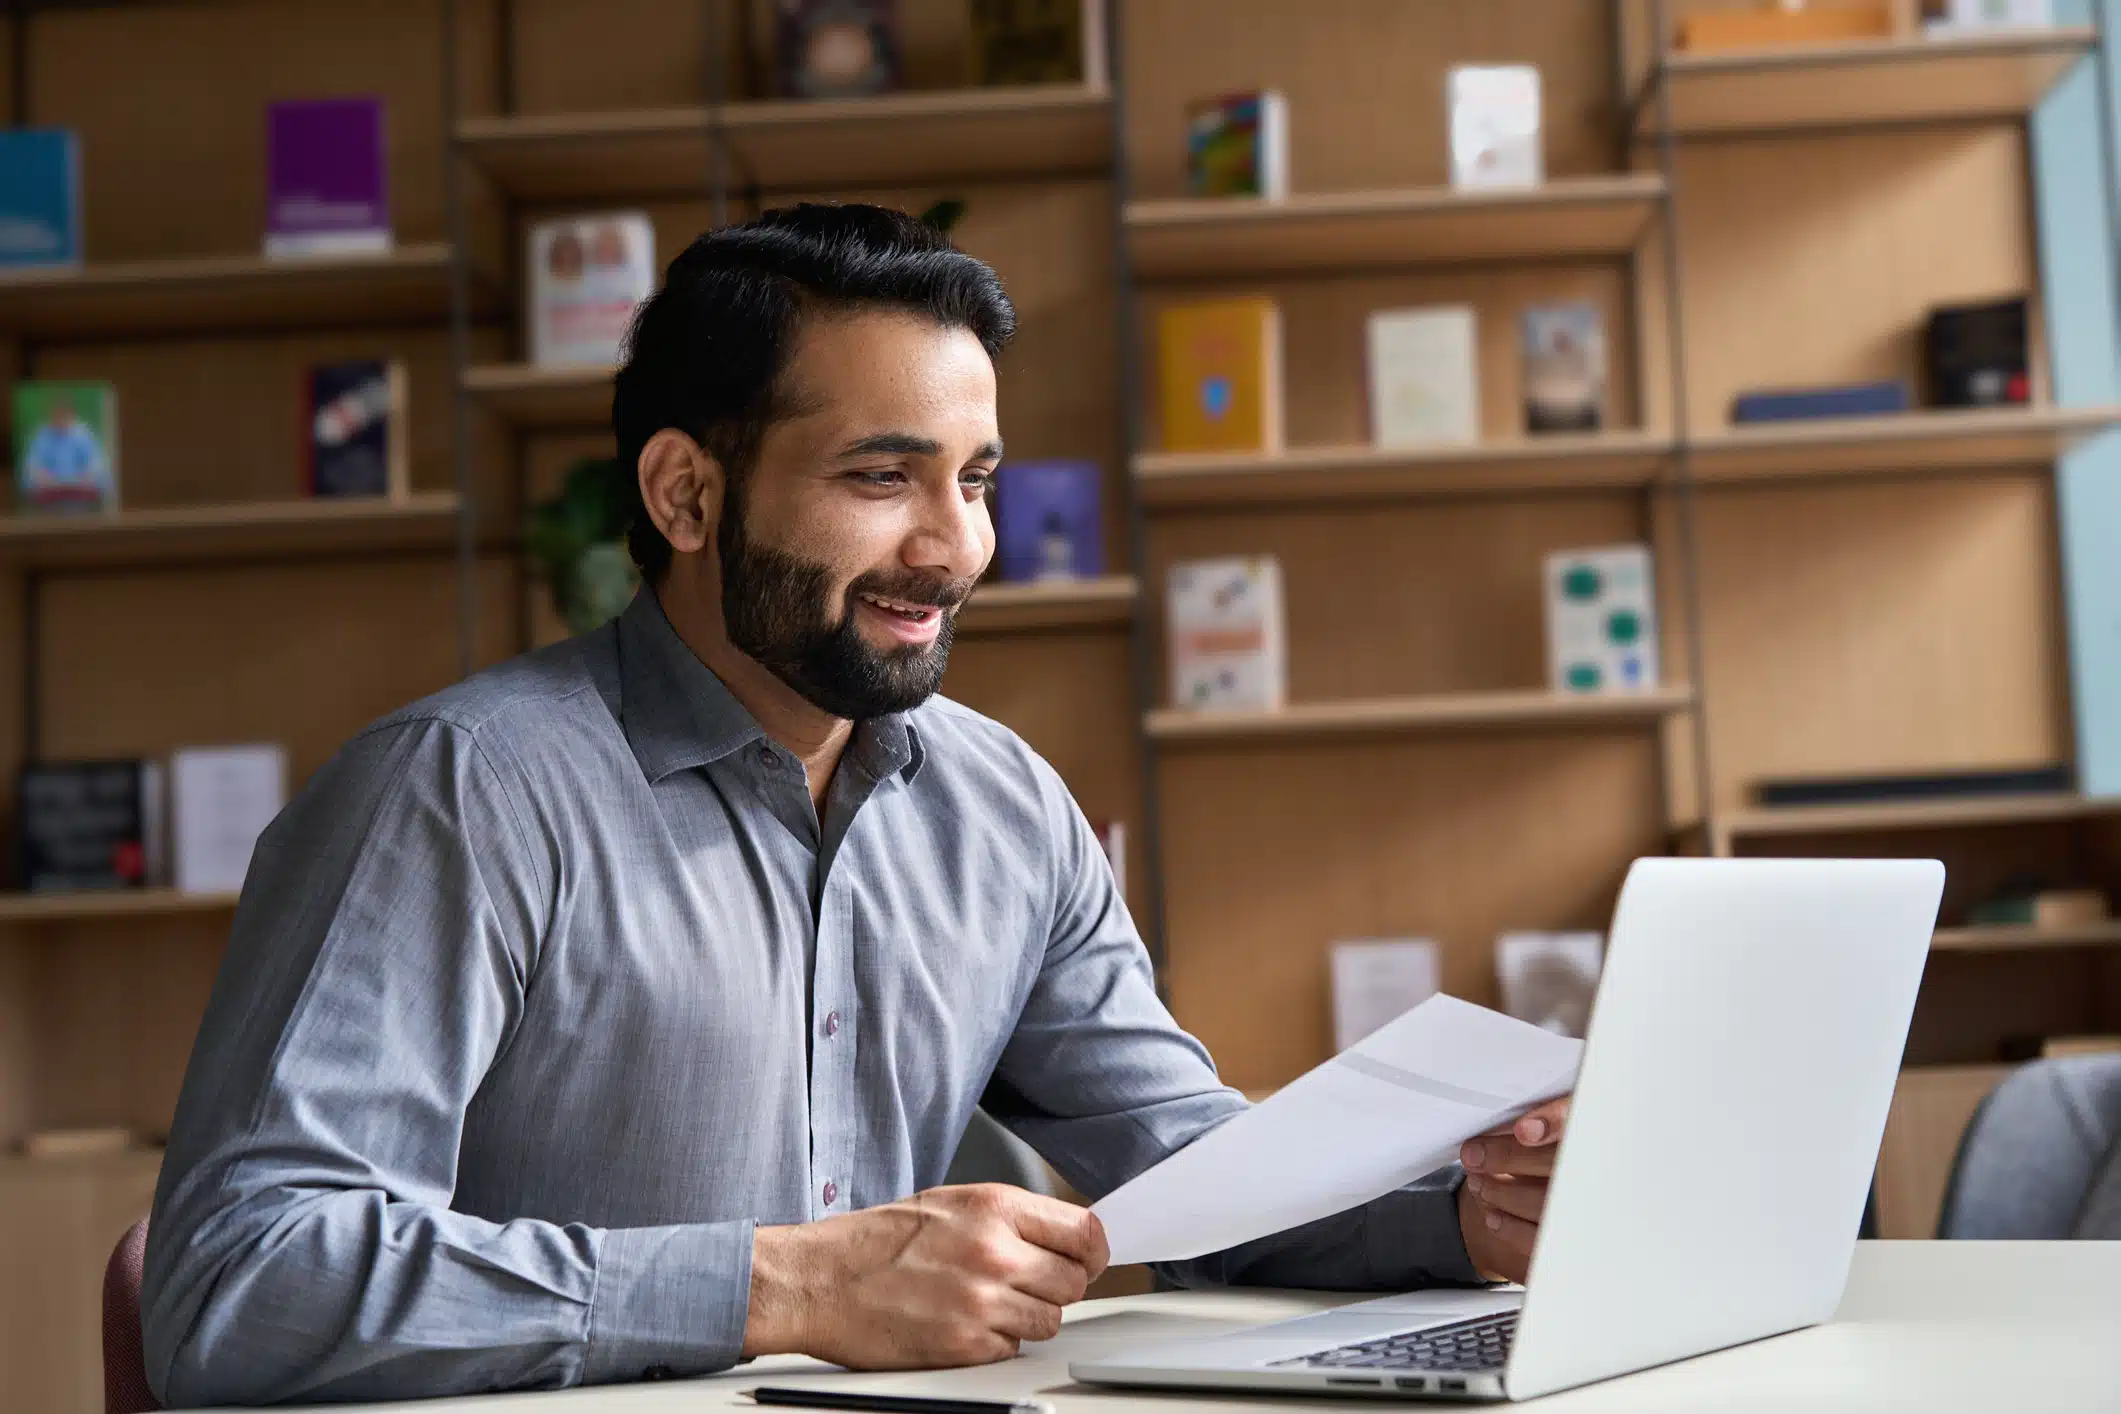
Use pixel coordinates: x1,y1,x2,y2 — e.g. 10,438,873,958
616,589,926,786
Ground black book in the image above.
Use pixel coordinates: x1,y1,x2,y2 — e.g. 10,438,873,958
17,759,164,892
1752,764,2075,810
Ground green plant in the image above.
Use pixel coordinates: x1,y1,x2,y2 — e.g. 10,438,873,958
918,198,967,235
524,456,641,636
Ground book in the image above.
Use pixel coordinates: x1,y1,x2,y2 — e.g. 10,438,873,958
1545,544,1659,695
306,360,408,499
969,0,1106,87
265,97,390,258
1926,297,2029,407
1448,65,1542,191
1496,931,1603,1038
1966,888,2108,929
776,0,899,99
1923,0,2052,34
0,128,81,269
1185,90,1289,200
1156,297,1283,454
170,745,288,895
1730,379,1911,423
12,380,118,515
1167,555,1286,711
17,759,165,893
1523,302,1607,433
528,212,657,368
1678,4,1892,51
21,1127,136,1161
1330,938,1441,1052
996,459,1102,581
1367,306,1479,447
1752,763,2073,808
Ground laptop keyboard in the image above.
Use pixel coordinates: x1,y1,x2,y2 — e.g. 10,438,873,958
1275,1311,1518,1373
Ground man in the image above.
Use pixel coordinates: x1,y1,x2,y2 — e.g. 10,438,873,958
142,203,1567,1406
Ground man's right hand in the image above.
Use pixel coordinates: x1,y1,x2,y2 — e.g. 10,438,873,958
742,1184,1110,1369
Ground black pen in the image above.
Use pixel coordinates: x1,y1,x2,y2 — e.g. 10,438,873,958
747,1386,1057,1414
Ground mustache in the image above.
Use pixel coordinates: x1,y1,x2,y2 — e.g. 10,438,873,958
846,570,979,612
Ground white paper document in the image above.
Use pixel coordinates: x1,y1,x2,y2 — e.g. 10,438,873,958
1094,995,1582,1265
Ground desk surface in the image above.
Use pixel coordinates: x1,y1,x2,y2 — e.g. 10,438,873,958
311,1242,2121,1413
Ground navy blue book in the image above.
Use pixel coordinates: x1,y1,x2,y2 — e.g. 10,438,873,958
1730,379,1911,424
0,128,82,269
306,360,407,499
996,460,1102,582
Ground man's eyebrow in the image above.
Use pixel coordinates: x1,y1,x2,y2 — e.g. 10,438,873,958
834,433,1005,462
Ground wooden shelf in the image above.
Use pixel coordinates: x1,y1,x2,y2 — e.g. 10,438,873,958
1125,175,1667,278
457,84,1112,202
1134,431,1675,510
0,492,464,569
959,576,1136,634
1146,686,1694,746
0,243,498,340
1932,921,2121,952
1713,792,2117,854
0,888,238,926
1683,406,2121,485
462,363,613,429
1637,28,2095,138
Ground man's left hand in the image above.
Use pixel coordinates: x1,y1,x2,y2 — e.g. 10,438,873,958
1455,1095,1570,1285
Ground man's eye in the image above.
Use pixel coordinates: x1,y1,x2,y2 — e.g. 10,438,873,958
851,469,907,487
962,470,997,497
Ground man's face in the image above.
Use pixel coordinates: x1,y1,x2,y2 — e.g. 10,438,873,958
714,308,1000,720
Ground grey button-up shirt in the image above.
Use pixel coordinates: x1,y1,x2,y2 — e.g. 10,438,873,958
142,590,1476,1407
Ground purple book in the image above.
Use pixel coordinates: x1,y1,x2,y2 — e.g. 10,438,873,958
997,460,1103,582
266,98,390,258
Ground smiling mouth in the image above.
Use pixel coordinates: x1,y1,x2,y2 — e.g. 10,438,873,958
858,591,943,624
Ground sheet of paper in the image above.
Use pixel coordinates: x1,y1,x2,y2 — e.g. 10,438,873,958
1093,994,1582,1265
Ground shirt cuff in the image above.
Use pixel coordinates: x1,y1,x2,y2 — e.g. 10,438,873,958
583,1219,756,1385
1364,1166,1485,1287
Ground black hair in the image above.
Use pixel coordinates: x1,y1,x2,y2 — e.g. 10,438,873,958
612,202,1018,582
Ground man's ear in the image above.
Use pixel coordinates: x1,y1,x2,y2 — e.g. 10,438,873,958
637,429,727,556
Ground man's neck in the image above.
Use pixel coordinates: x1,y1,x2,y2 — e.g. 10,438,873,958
654,577,852,812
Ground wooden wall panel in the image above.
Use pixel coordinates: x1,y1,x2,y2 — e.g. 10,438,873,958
36,557,518,787
1672,127,2040,430
1876,1064,2008,1240
28,0,496,260
1121,0,1621,200
1161,734,1667,1092
1689,474,2068,810
1906,951,2110,1067
0,940,31,1150
1147,495,1650,705
512,0,722,112
1140,263,1641,452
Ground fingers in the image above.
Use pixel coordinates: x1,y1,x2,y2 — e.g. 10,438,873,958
1514,1096,1570,1146
1001,1240,1094,1308
1001,1188,1110,1278
1464,1173,1548,1224
1469,1200,1538,1277
980,1283,1069,1346
1460,1134,1558,1178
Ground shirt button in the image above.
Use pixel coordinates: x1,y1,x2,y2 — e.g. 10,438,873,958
824,1010,841,1037
643,1365,674,1381
822,1180,839,1206
755,744,776,768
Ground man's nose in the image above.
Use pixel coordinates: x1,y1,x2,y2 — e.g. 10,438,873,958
907,483,990,582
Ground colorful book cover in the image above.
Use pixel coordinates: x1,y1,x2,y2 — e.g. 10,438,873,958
0,128,82,269
13,380,118,515
1167,554,1286,711
969,0,1099,86
776,0,900,99
17,759,164,892
265,97,391,257
1544,544,1658,695
306,360,407,499
996,459,1102,582
1367,305,1479,446
1185,90,1288,199
1156,297,1283,454
528,212,657,367
1522,302,1607,433
1448,64,1542,190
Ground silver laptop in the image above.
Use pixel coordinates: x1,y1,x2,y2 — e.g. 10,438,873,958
1072,856,1943,1402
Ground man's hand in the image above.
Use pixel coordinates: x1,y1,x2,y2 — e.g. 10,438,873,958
743,1184,1110,1369
1456,1095,1570,1285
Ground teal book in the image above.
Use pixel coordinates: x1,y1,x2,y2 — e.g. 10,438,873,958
0,128,82,269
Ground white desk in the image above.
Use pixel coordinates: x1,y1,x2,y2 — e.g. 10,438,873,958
326,1243,2121,1412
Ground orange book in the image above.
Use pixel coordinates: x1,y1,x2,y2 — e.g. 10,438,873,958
1156,297,1283,454
1676,4,1894,53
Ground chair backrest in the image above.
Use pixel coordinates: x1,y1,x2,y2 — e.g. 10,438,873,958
103,1218,159,1414
1935,1055,2121,1239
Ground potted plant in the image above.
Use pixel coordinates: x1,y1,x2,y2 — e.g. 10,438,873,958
524,456,640,636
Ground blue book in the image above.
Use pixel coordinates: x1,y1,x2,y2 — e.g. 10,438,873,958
996,460,1103,582
1730,380,1912,423
0,128,82,269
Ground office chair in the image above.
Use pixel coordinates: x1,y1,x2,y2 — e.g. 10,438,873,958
103,1217,159,1414
944,1108,1058,1196
1936,1055,2121,1239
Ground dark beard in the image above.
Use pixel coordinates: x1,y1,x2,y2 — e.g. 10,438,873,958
718,505,973,720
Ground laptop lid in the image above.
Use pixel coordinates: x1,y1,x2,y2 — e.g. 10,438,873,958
1504,856,1942,1401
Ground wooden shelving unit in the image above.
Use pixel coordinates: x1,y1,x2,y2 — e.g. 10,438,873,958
0,244,500,340
0,493,464,569
461,363,612,429
1124,175,1667,277
1709,793,2115,856
1684,405,2121,485
1635,27,2095,137
0,889,239,926
1931,921,2121,953
456,84,1112,200
1146,687,1694,746
958,576,1137,634
1134,431,1674,509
